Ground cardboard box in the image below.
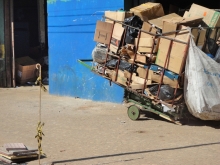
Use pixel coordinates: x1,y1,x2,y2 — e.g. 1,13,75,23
149,13,181,29
162,22,190,42
140,22,157,38
130,2,164,21
186,3,220,27
163,21,190,42
130,82,144,89
174,25,190,43
112,70,127,86
105,11,133,24
162,21,177,38
191,28,207,49
138,22,159,53
163,16,203,27
124,70,136,79
135,37,154,53
135,54,146,63
94,21,113,44
156,38,188,74
183,11,189,18
137,67,153,79
110,23,124,53
15,56,37,84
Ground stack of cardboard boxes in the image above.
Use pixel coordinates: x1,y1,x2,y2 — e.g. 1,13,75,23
93,2,220,102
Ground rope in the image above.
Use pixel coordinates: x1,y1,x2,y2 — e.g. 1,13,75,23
35,64,47,165
35,122,46,156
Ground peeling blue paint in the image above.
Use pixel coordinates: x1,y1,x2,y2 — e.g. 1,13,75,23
48,0,124,103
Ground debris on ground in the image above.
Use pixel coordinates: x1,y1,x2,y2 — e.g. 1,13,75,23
0,143,38,164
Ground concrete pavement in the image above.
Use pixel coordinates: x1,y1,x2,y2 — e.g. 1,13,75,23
0,86,220,165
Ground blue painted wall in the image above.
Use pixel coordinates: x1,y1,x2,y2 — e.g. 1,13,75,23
47,0,124,103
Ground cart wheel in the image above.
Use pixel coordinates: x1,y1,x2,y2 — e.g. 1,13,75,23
127,105,140,121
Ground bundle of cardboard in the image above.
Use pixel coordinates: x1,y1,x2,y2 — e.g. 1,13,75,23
0,143,38,164
93,2,220,103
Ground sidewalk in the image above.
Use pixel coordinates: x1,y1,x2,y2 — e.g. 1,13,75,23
0,86,220,165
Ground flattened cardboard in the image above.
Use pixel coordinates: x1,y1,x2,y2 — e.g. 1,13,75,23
130,82,144,89
151,73,180,88
94,21,113,44
124,70,136,79
110,23,124,53
15,56,37,84
191,28,207,49
132,74,152,85
149,13,181,29
187,3,220,27
130,2,164,21
135,37,154,53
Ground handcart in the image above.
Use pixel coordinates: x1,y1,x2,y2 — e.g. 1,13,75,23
78,16,220,124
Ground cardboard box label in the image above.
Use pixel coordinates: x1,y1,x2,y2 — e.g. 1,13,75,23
94,21,113,44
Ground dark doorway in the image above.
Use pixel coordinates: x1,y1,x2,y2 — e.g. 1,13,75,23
13,0,48,86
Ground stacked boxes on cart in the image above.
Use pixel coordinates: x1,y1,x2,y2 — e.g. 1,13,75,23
92,3,220,103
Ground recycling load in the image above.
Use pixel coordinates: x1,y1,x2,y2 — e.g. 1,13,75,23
92,2,220,120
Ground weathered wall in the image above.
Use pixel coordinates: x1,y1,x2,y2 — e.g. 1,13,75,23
47,0,124,102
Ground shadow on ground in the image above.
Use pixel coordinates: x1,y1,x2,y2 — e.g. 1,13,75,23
50,141,220,164
139,111,220,129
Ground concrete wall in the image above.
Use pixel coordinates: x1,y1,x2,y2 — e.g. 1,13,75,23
47,0,124,103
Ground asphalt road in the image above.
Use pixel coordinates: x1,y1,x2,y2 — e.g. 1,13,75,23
0,86,220,165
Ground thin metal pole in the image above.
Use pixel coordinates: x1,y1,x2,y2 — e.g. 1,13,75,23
10,0,15,87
